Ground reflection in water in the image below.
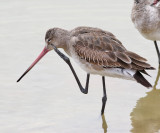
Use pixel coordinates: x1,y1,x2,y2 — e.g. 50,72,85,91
130,89,160,133
102,114,108,133
153,65,160,89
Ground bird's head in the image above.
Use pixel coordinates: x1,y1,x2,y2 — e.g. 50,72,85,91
17,28,69,82
134,0,145,4
151,0,160,6
45,28,69,51
134,0,155,4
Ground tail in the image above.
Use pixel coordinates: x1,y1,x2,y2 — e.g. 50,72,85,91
133,71,152,88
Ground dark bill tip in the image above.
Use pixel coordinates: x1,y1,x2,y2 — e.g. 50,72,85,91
17,47,49,82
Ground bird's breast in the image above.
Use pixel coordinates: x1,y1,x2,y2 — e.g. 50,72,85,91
132,5,160,40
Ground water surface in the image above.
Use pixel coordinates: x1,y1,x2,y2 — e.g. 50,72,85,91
0,0,160,133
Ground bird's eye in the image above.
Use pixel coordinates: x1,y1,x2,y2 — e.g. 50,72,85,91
48,39,51,42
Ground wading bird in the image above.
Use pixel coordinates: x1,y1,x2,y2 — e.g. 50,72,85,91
17,26,154,114
131,0,160,64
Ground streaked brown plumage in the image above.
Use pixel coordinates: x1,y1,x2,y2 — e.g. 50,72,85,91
70,27,153,71
17,26,155,115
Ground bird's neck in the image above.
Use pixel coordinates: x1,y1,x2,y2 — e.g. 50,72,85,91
56,30,71,53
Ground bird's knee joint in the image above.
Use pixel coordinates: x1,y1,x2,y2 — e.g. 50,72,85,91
102,96,107,102
64,56,69,61
81,89,88,94
62,55,70,63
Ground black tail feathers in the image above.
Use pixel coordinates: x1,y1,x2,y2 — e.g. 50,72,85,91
134,71,152,88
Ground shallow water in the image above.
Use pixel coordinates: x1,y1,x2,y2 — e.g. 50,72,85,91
0,0,160,133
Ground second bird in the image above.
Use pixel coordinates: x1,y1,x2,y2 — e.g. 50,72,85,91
132,0,160,64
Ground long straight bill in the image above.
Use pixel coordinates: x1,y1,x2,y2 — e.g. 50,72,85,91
17,47,49,82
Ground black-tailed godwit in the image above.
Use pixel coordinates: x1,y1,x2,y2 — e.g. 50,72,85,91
17,26,155,114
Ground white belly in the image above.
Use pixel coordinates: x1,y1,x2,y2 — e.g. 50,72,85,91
140,30,160,41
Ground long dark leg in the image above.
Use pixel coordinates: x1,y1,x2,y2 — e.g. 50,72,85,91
154,41,160,64
101,76,107,115
53,45,90,94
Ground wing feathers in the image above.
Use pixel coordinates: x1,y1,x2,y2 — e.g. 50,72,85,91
115,52,132,64
74,43,153,71
71,27,153,71
131,58,151,68
125,51,147,62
